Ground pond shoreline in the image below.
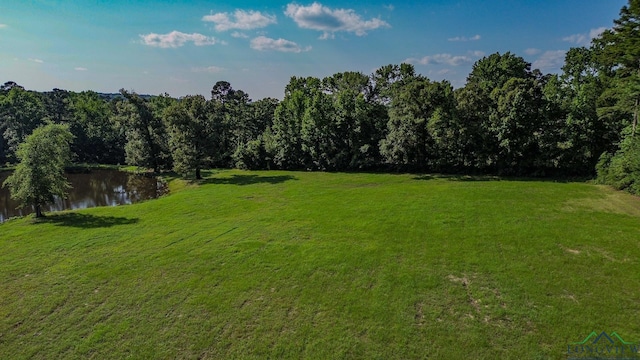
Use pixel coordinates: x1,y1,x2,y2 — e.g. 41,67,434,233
1,167,167,223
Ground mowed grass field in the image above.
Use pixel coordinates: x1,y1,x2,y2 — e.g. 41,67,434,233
1,170,640,359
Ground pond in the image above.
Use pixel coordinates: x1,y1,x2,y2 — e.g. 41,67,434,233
0,169,167,223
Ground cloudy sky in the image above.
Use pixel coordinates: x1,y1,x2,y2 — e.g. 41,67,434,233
0,0,628,100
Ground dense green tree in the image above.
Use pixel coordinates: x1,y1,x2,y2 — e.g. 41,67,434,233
117,90,170,172
209,81,251,166
324,72,387,169
455,52,533,172
300,89,334,169
0,81,24,92
539,47,622,175
42,88,72,124
2,124,73,218
164,95,214,179
0,86,46,163
232,98,278,170
68,91,124,164
597,127,640,193
595,0,640,134
271,77,321,169
489,77,546,174
593,0,640,192
371,63,416,104
380,76,456,170
467,52,532,93
250,98,279,136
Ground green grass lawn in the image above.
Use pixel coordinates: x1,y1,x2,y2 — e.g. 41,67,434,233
1,170,639,359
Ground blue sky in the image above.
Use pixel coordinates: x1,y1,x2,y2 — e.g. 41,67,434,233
0,0,628,100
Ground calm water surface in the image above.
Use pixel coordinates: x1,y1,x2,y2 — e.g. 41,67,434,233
0,169,166,223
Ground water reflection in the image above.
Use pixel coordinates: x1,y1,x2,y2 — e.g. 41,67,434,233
0,169,166,223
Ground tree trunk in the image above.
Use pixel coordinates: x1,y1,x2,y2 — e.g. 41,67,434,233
634,97,638,136
195,167,202,180
35,204,44,218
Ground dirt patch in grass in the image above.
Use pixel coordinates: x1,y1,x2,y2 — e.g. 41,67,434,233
558,244,581,255
563,186,640,217
445,274,511,326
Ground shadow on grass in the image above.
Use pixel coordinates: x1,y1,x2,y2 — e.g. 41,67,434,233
38,213,139,229
202,174,298,186
413,174,502,182
413,174,591,183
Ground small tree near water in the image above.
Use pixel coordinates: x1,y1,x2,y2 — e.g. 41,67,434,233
2,124,73,218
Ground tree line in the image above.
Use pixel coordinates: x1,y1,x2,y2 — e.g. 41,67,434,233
1,1,639,192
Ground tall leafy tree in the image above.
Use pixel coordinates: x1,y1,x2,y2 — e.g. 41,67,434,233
2,124,73,218
455,52,533,172
489,77,546,174
371,63,416,104
271,77,321,169
595,0,640,134
541,47,622,175
0,86,46,163
210,81,251,166
232,97,278,170
42,88,72,124
117,90,170,172
593,0,640,193
300,89,334,170
323,71,386,169
68,91,123,164
380,76,456,170
164,95,214,179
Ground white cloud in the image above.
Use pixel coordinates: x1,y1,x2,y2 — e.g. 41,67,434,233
562,27,607,46
192,66,225,73
448,34,481,42
231,31,249,39
75,67,88,71
140,31,220,48
250,36,310,53
524,48,541,56
589,27,607,39
202,10,276,31
0,24,7,29
469,50,485,57
532,50,567,71
384,4,395,11
405,53,473,66
28,58,44,63
562,34,587,45
285,2,390,39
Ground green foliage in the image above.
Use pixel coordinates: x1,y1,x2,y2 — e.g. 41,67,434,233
2,123,73,217
301,90,334,169
117,90,170,172
454,52,535,172
232,137,266,170
0,86,46,163
592,0,640,189
68,91,124,164
467,52,532,92
272,73,387,171
380,76,456,170
164,95,214,179
489,77,544,174
209,81,252,167
272,79,311,169
597,128,640,194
